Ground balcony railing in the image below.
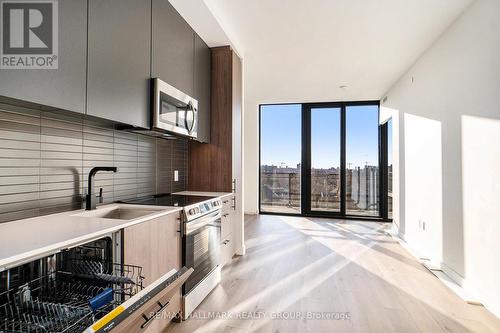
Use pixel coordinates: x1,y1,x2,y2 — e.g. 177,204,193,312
260,171,343,212
260,168,380,215
260,172,301,213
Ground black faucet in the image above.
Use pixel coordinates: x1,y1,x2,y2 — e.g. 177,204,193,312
85,167,117,210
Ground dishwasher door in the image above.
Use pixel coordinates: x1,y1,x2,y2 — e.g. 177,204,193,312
85,267,192,332
0,237,191,333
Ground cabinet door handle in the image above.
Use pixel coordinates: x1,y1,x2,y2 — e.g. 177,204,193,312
141,301,170,329
222,239,230,245
223,213,229,218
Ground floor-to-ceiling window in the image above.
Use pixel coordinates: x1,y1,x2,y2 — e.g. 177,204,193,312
345,105,380,217
260,104,301,214
260,101,389,220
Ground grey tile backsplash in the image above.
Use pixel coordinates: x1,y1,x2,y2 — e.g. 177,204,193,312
0,103,188,223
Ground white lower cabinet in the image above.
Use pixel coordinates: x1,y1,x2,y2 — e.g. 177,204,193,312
221,233,234,266
220,195,236,267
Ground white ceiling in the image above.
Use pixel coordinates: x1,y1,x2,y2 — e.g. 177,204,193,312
173,0,472,102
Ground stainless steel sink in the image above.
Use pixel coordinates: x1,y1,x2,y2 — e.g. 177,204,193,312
74,207,158,220
96,208,157,220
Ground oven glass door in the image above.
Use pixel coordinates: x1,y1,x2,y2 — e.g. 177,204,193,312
183,212,221,295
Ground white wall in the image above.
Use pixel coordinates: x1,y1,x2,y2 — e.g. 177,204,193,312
403,114,443,264
383,0,500,317
243,98,259,214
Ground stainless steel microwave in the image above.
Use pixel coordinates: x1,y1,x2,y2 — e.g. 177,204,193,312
152,78,198,139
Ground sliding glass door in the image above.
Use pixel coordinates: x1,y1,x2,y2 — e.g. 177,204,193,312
309,106,342,213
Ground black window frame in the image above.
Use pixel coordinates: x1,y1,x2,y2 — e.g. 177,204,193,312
259,101,391,222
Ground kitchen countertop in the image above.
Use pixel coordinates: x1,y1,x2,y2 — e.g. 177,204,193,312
174,191,233,199
0,204,182,271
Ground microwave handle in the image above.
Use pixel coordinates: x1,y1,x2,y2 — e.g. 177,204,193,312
185,103,196,133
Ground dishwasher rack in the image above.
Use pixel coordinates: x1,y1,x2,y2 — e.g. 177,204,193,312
0,244,144,333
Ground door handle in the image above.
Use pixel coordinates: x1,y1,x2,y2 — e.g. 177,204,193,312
141,301,170,329
185,210,222,235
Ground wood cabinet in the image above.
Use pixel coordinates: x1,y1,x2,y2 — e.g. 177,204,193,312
0,0,87,113
188,47,235,192
87,0,151,128
188,46,244,263
123,212,181,330
194,34,211,143
152,0,194,97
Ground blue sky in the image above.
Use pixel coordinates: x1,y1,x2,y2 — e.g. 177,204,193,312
260,104,379,169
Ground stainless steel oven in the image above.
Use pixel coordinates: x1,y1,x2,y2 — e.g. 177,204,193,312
117,193,223,320
152,78,198,139
182,210,221,295
181,204,222,320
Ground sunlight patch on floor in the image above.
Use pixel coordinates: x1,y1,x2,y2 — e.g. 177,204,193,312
279,216,475,330
193,232,380,332
225,238,315,279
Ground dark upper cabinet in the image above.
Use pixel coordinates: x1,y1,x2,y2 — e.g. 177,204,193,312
0,0,87,113
194,34,211,143
87,0,151,128
152,0,194,97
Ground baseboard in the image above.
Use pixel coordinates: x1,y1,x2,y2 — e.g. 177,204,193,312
388,230,427,264
440,262,466,287
430,269,477,304
440,263,500,319
484,303,500,319
236,244,246,256
386,229,500,317
389,223,399,237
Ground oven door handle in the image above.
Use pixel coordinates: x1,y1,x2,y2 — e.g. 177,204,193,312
184,210,222,235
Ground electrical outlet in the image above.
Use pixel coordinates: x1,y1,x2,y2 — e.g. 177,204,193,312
418,219,426,231
174,170,179,182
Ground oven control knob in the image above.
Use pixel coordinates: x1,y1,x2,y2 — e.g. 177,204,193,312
189,208,196,215
195,207,200,213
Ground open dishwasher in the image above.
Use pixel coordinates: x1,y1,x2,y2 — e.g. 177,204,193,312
0,233,192,333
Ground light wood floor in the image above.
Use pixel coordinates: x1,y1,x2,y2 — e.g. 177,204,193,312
167,214,500,333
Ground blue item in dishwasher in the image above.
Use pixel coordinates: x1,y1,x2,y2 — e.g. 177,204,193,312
89,287,114,311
